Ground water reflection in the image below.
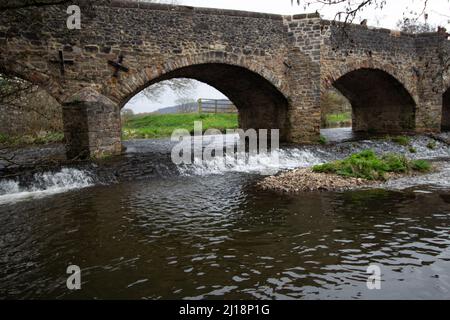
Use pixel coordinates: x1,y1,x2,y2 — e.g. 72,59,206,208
1,172,449,299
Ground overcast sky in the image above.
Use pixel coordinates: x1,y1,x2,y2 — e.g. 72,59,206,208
127,0,450,113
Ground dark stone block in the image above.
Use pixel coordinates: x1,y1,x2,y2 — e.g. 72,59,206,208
84,45,98,52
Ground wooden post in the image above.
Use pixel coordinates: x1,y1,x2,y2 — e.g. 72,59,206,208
215,99,218,114
198,98,202,114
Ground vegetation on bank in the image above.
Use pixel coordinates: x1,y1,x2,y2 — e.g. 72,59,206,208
0,131,64,147
122,113,238,140
323,112,352,128
318,135,328,145
320,90,352,128
391,135,411,146
312,150,431,181
385,135,439,152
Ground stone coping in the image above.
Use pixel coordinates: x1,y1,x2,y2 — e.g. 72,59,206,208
109,1,322,20
110,0,285,20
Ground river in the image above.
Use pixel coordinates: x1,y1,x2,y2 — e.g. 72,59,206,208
1,128,450,299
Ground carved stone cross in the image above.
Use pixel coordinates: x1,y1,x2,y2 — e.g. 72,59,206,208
50,50,74,76
108,54,129,78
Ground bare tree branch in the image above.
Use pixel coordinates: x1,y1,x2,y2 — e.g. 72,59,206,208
292,0,438,25
141,78,197,102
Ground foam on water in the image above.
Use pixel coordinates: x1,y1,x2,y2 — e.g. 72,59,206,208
382,162,450,190
174,133,450,177
0,168,94,204
178,148,324,176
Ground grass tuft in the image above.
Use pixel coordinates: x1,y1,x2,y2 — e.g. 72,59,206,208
411,159,432,172
409,146,417,153
391,136,411,146
427,140,437,150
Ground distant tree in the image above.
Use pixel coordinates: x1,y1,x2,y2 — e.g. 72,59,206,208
0,74,48,120
175,97,196,113
321,89,351,127
397,17,435,33
142,78,197,103
121,108,135,124
291,0,439,24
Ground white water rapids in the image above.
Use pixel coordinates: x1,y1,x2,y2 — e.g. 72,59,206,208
0,168,94,204
1,131,450,203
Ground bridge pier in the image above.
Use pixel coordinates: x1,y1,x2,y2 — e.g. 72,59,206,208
63,88,122,159
286,48,322,144
443,90,450,131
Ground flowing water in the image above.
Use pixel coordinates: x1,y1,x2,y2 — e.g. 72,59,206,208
1,128,450,299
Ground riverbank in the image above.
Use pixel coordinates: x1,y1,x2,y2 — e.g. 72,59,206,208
256,166,439,193
122,113,238,140
0,131,64,147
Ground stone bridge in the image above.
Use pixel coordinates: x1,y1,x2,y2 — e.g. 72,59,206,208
1,0,449,158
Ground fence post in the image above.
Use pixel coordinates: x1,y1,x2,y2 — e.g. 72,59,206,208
198,98,202,114
215,100,218,114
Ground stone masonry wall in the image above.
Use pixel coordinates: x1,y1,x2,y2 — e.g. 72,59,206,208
319,22,447,133
283,13,322,142
415,33,446,132
0,1,292,102
0,1,449,157
320,23,417,133
441,38,450,130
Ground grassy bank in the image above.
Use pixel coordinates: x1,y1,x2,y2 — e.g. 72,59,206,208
122,113,239,140
323,112,352,128
313,150,431,181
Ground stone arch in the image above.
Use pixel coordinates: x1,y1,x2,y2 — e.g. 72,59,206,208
442,88,450,131
105,52,290,140
322,62,417,133
322,60,418,102
105,52,288,104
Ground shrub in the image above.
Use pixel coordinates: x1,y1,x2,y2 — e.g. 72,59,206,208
392,136,411,146
411,160,431,172
312,149,431,181
318,135,327,145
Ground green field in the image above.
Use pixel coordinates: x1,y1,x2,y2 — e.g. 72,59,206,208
122,113,239,140
323,112,352,128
